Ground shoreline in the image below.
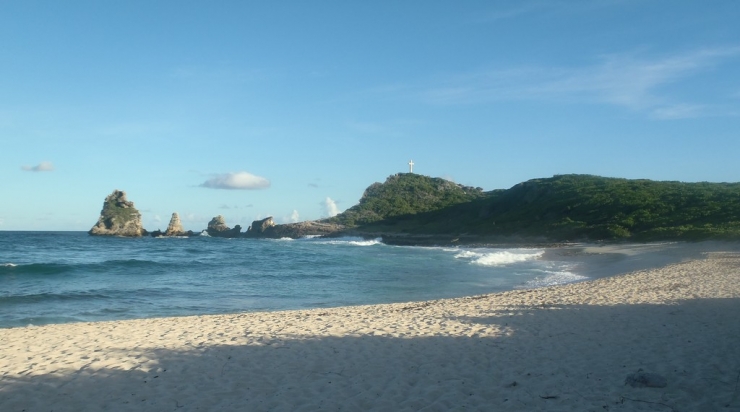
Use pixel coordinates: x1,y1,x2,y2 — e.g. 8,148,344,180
2,250,740,410
3,240,736,329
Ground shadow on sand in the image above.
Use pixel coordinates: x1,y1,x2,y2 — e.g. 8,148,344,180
2,297,740,411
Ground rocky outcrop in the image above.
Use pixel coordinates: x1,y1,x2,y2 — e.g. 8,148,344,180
164,213,188,236
89,190,147,237
247,220,345,239
149,212,193,237
206,215,242,238
247,217,276,235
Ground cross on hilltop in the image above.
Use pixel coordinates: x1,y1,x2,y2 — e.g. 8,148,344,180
408,160,414,173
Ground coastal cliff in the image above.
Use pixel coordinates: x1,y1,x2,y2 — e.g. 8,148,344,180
88,190,147,237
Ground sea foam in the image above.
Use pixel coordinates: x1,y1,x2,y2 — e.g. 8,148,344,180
519,270,589,289
314,237,383,247
455,249,545,266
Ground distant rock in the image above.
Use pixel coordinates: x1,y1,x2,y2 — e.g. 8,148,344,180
248,219,345,239
206,215,242,238
164,213,187,236
89,190,147,237
247,217,276,235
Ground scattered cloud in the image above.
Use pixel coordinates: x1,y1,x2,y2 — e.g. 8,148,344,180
0,218,4,225
650,104,706,120
323,197,339,217
308,183,319,188
219,204,231,210
416,46,740,119
200,172,271,190
21,161,54,172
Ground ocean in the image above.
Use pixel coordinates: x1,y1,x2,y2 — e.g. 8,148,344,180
0,231,690,329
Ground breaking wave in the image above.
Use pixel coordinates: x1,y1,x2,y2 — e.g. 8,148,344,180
313,237,384,247
518,270,589,289
454,249,545,266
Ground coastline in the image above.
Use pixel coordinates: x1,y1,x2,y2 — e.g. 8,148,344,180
2,249,740,410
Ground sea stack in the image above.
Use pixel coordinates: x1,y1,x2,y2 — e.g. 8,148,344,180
247,216,276,235
163,212,187,237
206,215,242,238
89,190,146,237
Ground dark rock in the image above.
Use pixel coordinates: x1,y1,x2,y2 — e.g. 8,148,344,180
206,215,242,238
247,217,276,235
625,371,667,388
89,190,147,237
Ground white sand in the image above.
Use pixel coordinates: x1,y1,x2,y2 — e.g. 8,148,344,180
2,251,740,411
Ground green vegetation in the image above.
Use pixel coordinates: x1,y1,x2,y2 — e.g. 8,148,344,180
331,174,740,242
100,192,141,228
328,173,485,226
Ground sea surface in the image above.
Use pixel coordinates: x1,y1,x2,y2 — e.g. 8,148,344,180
0,231,683,329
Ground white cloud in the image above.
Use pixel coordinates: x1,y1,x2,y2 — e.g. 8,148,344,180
323,197,339,217
417,46,740,119
650,104,706,120
200,172,271,190
21,161,54,172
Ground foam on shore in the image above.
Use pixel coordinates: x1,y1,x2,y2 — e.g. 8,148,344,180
2,251,740,411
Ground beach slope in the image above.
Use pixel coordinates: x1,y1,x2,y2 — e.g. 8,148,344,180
2,252,740,411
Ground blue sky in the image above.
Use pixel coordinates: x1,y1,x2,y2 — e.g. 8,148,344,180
2,1,739,231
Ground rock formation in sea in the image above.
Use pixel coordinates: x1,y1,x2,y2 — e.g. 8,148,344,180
245,218,345,239
206,215,242,238
89,190,147,237
247,217,276,235
164,212,188,236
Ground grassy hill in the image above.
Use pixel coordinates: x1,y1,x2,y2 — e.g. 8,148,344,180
330,174,740,242
328,173,486,226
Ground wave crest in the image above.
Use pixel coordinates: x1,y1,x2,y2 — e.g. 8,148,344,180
455,249,544,266
314,237,383,247
519,271,589,289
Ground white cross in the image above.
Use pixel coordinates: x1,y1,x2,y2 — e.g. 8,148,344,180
408,160,414,173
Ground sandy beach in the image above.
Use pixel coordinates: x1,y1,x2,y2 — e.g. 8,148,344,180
2,247,740,411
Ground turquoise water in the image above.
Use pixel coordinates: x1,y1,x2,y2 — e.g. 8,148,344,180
0,231,589,328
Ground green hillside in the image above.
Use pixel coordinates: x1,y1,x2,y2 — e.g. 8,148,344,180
334,174,740,242
328,173,486,226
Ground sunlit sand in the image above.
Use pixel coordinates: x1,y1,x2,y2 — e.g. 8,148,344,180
2,248,739,411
